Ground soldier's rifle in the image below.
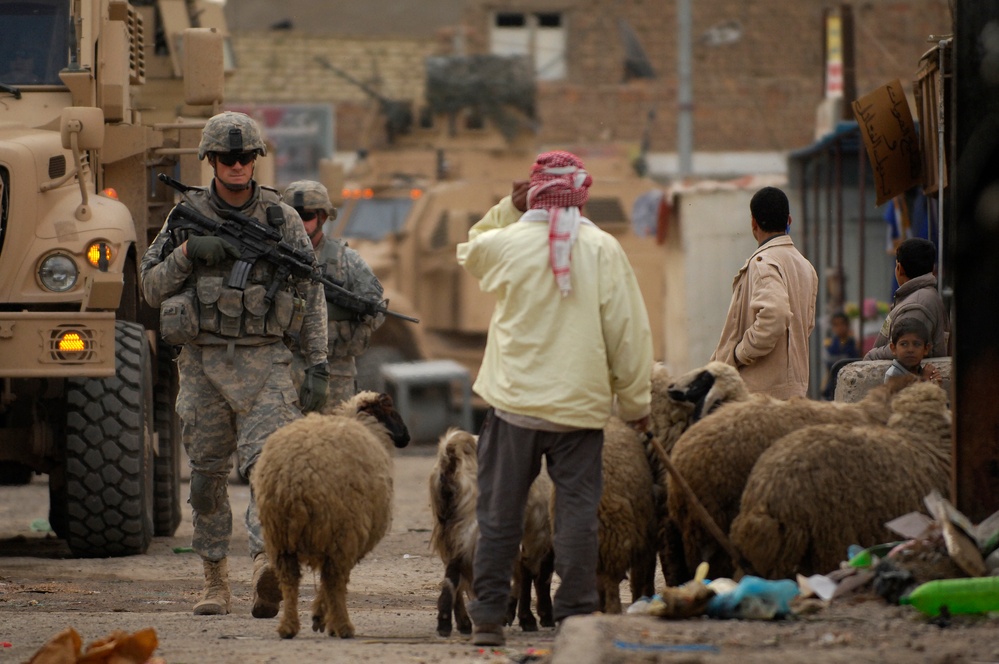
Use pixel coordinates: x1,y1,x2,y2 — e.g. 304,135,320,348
158,174,419,324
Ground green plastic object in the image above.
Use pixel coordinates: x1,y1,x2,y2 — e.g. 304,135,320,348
900,577,999,617
847,541,903,568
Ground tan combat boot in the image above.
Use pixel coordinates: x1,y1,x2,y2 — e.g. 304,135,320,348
193,558,231,616
251,552,281,619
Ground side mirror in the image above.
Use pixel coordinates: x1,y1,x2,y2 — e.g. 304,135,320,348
183,28,225,106
60,107,105,151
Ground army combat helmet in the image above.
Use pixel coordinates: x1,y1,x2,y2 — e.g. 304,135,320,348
282,180,338,221
198,111,267,160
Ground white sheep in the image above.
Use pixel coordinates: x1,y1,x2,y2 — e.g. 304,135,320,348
664,364,914,581
252,391,411,639
429,428,554,637
730,381,952,579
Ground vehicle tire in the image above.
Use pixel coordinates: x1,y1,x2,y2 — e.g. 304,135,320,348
355,345,407,393
62,321,155,557
0,462,33,485
153,341,182,536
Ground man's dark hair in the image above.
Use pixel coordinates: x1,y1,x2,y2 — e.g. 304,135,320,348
895,238,936,278
749,186,790,233
891,317,930,345
830,311,849,325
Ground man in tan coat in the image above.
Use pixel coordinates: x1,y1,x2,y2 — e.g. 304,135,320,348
710,186,818,399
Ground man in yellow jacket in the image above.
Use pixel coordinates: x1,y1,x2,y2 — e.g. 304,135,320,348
710,186,818,399
457,151,653,646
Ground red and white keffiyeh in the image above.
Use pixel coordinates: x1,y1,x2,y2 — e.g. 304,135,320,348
526,151,592,297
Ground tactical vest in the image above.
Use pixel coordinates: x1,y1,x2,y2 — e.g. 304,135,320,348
162,186,308,343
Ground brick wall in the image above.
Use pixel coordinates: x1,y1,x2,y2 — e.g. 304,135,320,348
225,0,952,160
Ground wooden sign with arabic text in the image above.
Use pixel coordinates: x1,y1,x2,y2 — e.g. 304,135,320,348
851,79,921,205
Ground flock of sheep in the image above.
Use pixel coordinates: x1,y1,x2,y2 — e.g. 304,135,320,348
247,362,952,639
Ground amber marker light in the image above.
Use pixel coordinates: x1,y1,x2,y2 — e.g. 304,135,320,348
57,331,86,353
410,189,423,199
86,242,112,270
101,188,119,199
362,188,374,198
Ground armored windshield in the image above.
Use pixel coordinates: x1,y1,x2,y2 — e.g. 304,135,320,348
0,0,70,86
340,199,413,241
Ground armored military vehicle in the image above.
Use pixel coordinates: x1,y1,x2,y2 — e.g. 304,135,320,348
0,0,227,556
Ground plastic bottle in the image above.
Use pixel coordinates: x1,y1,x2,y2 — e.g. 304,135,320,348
899,577,999,617
846,541,904,568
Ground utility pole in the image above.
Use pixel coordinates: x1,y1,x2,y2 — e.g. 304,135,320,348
677,0,693,178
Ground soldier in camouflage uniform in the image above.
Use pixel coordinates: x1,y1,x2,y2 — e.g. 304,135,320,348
139,112,329,619
282,180,385,406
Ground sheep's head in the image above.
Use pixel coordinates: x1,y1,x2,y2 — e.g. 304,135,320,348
350,391,411,448
667,361,749,421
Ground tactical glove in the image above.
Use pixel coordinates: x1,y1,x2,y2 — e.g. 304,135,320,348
299,363,330,413
186,235,240,266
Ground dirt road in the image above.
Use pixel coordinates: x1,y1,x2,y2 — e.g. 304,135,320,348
2,444,999,663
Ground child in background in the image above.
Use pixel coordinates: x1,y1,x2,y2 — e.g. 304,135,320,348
822,311,859,399
884,318,941,384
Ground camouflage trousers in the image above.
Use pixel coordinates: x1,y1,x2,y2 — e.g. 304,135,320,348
175,341,301,561
290,353,358,410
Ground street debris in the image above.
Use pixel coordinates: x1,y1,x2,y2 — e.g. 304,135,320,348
26,627,160,664
624,490,999,624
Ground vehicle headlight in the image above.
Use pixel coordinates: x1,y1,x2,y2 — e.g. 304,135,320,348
38,254,79,292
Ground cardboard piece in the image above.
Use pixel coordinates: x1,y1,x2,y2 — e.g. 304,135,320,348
851,79,921,205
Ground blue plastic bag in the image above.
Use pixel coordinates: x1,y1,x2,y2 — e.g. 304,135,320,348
706,575,799,620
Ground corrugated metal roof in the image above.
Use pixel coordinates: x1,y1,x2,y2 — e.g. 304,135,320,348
224,0,468,38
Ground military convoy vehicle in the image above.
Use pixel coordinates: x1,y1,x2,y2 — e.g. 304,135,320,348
324,55,668,404
0,0,227,556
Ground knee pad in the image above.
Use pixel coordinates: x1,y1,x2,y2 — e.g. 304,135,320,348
189,471,225,514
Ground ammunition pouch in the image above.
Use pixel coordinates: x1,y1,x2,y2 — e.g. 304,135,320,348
192,275,299,339
159,291,199,344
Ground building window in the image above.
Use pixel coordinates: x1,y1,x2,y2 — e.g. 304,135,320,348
490,11,566,81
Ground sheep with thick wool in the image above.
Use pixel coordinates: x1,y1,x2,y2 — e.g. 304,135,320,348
592,362,701,610
730,381,951,579
596,416,663,613
429,428,554,637
664,363,913,581
253,391,411,639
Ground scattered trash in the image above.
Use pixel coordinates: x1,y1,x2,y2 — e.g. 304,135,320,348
2,641,11,647
402,553,421,559
872,559,916,604
648,562,715,619
26,627,157,664
706,575,799,620
797,573,837,601
29,518,52,533
900,576,999,617
846,541,903,568
509,647,551,663
171,546,194,554
625,596,653,614
613,640,719,653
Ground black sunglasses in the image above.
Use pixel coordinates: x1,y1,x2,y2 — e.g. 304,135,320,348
214,152,257,167
296,209,318,222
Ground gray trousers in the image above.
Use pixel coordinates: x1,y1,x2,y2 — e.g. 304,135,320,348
469,411,603,625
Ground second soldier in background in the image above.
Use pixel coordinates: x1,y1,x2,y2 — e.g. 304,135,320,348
283,180,386,407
